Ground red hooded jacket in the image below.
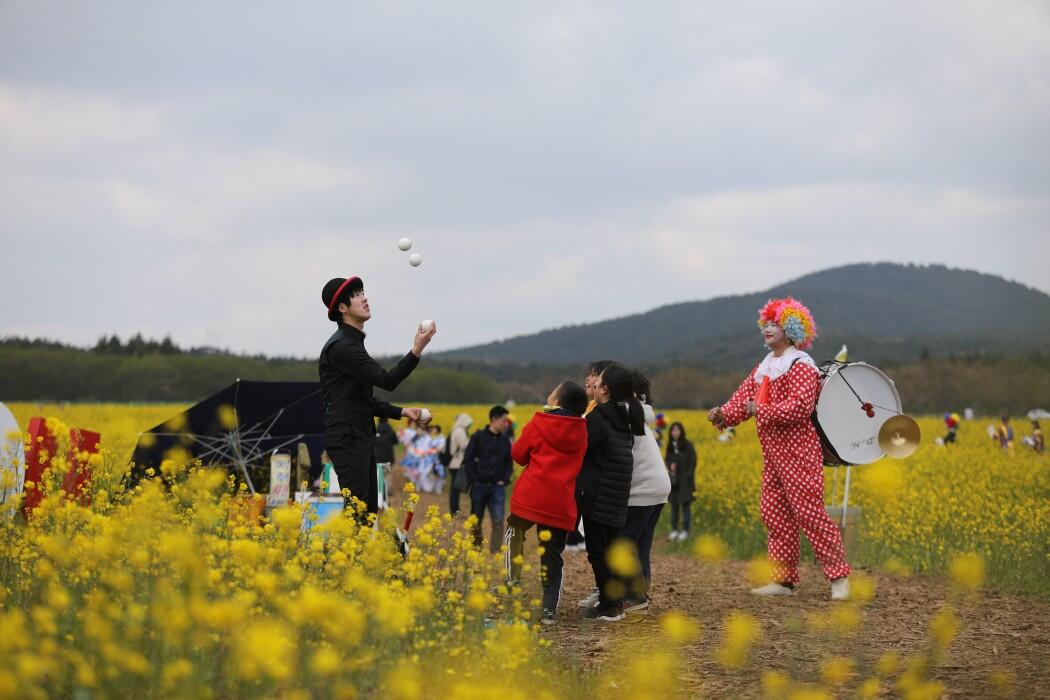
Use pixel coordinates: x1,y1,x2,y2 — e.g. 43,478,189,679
510,410,588,531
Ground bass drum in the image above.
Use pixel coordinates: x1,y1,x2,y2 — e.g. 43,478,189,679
814,362,902,466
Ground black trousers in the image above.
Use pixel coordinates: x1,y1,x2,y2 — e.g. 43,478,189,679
504,515,569,610
620,503,665,592
448,469,462,515
583,516,630,611
670,501,692,531
326,432,378,519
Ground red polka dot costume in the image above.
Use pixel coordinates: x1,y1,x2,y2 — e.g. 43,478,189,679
720,299,851,584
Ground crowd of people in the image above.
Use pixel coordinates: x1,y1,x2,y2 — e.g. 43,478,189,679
319,277,855,625
990,412,1045,453
936,410,1045,454
397,419,447,493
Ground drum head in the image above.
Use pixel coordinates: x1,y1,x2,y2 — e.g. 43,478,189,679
816,363,902,465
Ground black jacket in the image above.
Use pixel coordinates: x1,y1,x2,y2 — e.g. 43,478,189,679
575,402,635,528
463,428,513,485
374,420,399,463
666,438,697,504
319,324,418,442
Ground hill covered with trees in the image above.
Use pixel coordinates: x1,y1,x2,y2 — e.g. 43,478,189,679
3,263,1047,413
438,263,1050,370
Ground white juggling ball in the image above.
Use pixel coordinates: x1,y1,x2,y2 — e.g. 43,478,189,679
419,319,434,333
419,408,432,423
408,253,422,267
398,237,413,251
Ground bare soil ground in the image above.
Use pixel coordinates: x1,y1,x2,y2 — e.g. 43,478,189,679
397,480,1050,699
544,551,1049,698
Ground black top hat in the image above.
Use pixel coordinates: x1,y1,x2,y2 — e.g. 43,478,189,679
322,276,363,321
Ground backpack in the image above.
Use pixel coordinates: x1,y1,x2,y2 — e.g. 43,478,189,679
438,434,453,468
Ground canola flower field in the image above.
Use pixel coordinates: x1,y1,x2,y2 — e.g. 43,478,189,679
2,402,1047,698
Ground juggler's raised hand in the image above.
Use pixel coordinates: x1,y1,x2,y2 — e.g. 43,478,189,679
412,321,437,357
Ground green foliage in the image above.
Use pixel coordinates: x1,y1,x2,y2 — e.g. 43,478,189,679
2,343,1045,413
375,367,501,404
0,345,500,404
440,263,1050,368
3,260,1048,412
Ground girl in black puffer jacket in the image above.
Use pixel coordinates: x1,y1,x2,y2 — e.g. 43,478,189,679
575,363,646,621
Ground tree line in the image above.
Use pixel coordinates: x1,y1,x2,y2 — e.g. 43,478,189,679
2,337,1046,414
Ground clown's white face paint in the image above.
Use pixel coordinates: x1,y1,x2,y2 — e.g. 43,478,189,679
762,322,791,356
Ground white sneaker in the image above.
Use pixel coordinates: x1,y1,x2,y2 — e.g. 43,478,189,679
577,588,600,608
678,531,690,542
750,582,795,597
667,530,679,542
831,577,850,601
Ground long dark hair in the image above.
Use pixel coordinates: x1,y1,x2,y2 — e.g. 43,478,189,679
669,421,688,445
587,359,615,377
632,369,653,406
601,364,645,436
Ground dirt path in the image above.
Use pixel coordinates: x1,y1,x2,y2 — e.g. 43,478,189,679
394,478,1050,698
543,550,1049,698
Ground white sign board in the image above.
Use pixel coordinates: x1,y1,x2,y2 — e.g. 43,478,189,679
267,453,291,507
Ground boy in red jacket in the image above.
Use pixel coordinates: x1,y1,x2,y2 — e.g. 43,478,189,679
503,381,589,624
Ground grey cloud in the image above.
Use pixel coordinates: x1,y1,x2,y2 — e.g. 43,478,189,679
2,2,1048,358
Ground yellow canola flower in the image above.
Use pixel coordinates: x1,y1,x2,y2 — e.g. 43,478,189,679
160,659,194,690
787,690,831,700
234,620,297,681
988,669,1015,695
692,533,728,561
760,669,790,699
863,461,904,504
310,647,341,676
3,404,1044,699
819,656,854,686
901,680,945,700
849,572,877,603
613,648,679,698
659,611,701,644
883,557,912,578
950,552,986,591
605,539,641,577
857,678,881,699
715,612,762,669
875,650,900,677
829,604,860,633
929,605,960,649
746,555,773,586
216,404,238,430
385,659,423,700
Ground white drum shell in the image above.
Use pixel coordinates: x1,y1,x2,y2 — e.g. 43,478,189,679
816,363,902,465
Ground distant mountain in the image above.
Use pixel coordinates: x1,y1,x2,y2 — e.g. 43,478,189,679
439,263,1050,370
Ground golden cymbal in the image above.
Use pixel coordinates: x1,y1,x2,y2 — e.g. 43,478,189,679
879,414,921,459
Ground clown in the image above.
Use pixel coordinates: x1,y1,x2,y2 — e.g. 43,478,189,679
707,297,851,600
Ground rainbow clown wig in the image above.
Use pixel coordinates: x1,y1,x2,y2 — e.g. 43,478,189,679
758,297,818,350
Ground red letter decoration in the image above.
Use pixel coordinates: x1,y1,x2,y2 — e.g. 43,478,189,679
63,428,100,506
22,417,56,519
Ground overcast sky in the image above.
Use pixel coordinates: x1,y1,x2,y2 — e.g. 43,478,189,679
2,2,1048,357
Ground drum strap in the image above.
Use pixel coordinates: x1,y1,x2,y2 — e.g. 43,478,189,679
835,366,899,415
